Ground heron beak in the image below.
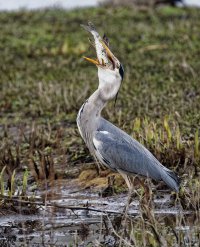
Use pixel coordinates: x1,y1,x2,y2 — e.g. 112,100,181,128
83,56,100,66
100,41,114,61
100,40,116,69
83,41,116,68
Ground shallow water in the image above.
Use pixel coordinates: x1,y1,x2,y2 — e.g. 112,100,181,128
0,183,198,246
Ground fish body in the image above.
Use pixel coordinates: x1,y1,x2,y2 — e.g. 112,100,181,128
81,22,111,67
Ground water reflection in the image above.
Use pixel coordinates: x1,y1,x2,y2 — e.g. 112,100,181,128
0,185,199,246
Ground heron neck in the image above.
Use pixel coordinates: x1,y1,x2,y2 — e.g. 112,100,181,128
86,89,106,117
77,89,106,154
77,88,106,137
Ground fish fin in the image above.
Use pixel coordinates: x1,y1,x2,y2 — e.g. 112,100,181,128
88,38,96,48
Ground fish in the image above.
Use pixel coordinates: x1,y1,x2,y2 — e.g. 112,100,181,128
81,22,115,69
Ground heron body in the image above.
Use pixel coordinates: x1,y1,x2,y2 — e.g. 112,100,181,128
77,22,180,192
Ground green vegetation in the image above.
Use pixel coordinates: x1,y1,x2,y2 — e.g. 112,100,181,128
0,5,200,246
0,6,199,170
0,7,199,126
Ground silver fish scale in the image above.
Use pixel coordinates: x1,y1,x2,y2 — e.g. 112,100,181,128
81,22,111,67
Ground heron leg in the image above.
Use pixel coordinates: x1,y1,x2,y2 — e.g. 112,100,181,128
119,172,134,207
117,170,134,215
119,171,133,192
137,177,154,210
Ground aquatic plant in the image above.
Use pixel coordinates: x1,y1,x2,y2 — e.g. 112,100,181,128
0,5,199,246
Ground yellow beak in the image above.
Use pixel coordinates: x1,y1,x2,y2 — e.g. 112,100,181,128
83,40,115,66
100,40,115,63
83,56,100,66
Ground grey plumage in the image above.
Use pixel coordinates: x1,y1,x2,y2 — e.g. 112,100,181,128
93,118,180,191
77,22,180,192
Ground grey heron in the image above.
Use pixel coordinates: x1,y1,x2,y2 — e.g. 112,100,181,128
77,22,180,192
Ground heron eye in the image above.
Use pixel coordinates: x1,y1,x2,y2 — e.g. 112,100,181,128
119,64,124,80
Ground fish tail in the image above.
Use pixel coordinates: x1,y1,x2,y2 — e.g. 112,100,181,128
81,21,98,35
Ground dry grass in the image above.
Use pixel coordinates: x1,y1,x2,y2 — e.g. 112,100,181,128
0,5,199,246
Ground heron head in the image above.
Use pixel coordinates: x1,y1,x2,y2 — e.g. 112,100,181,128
84,41,124,100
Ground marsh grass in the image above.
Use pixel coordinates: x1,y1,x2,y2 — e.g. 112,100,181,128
0,5,200,246
0,160,37,215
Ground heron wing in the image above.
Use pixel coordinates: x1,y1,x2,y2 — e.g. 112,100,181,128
93,129,161,180
93,118,180,191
